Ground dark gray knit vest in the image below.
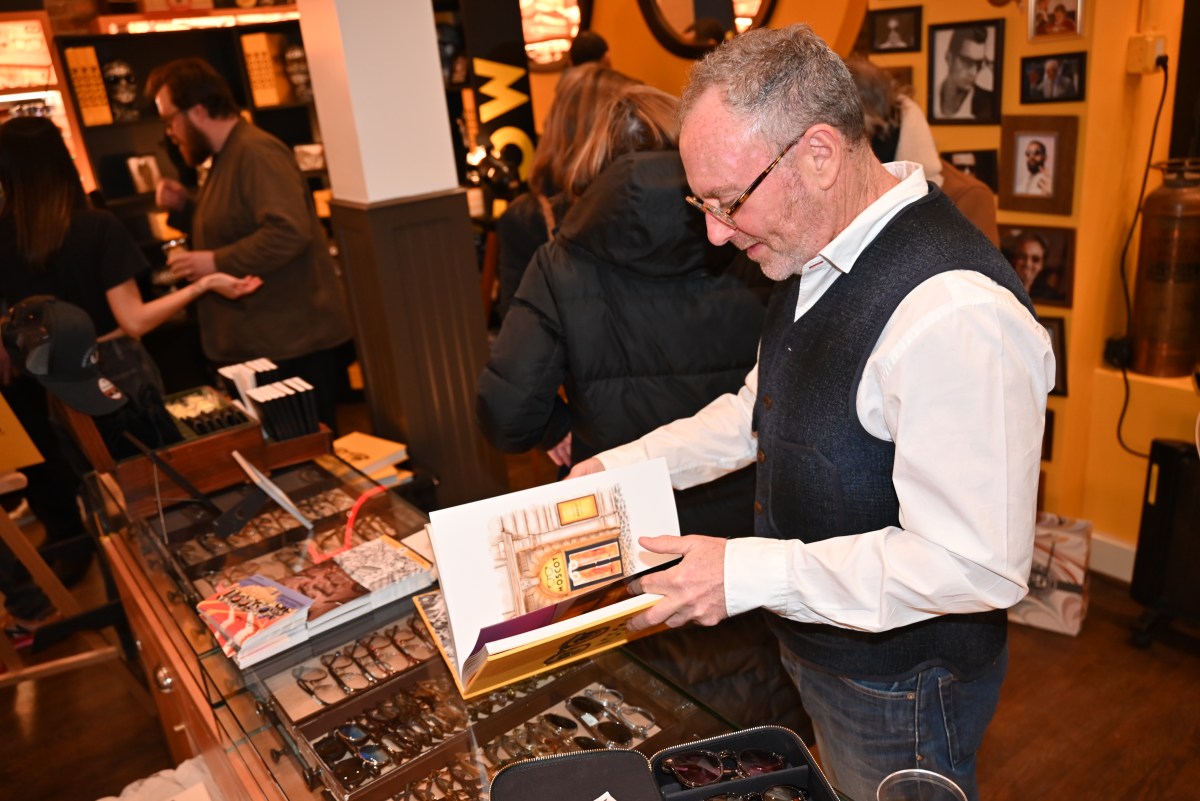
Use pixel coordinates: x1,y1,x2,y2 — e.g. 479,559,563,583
752,186,1035,681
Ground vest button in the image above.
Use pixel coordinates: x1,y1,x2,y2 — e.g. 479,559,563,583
754,500,764,515
757,449,765,463
762,394,773,410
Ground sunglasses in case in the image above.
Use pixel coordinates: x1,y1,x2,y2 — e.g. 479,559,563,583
661,748,787,788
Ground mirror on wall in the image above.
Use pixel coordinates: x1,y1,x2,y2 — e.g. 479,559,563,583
521,0,595,71
636,0,777,58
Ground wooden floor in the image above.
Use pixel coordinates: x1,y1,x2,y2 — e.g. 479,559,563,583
3,439,1199,800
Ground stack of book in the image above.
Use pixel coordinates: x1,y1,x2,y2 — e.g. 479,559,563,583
196,576,313,668
196,534,436,661
245,378,320,440
333,431,413,487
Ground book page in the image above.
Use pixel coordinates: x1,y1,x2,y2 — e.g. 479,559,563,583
427,458,679,678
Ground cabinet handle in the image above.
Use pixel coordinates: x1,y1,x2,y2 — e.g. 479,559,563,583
154,664,176,693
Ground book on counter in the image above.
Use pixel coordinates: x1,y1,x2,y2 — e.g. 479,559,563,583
196,576,313,667
333,431,409,477
415,458,680,699
334,535,435,609
279,560,372,636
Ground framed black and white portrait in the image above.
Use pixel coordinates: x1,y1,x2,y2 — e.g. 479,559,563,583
1020,52,1087,103
928,20,1004,125
941,149,999,192
867,7,922,53
999,224,1076,307
999,115,1077,215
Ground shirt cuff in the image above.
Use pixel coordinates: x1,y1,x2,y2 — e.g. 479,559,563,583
725,536,791,618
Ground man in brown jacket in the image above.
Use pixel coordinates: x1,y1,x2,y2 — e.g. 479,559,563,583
147,58,350,430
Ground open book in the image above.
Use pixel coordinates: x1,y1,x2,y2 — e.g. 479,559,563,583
417,459,680,698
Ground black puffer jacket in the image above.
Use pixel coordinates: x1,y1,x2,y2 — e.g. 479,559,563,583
477,148,765,468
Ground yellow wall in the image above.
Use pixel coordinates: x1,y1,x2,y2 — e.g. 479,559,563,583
530,1,1198,573
869,0,1196,571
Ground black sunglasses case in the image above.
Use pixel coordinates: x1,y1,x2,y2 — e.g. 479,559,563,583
490,725,840,801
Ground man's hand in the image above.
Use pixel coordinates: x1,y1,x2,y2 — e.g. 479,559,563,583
168,249,218,281
628,534,728,631
565,457,605,479
155,177,190,211
200,273,263,300
545,433,572,467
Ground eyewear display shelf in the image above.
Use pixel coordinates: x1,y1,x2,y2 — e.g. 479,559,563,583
88,455,733,801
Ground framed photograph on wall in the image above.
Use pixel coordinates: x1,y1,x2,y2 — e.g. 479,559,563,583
867,7,922,53
1030,0,1083,40
928,19,1004,125
941,149,999,192
1020,52,1087,103
999,224,1076,307
999,115,1077,215
126,154,161,195
1042,316,1068,396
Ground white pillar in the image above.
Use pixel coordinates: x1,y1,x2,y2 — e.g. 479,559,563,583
298,0,459,204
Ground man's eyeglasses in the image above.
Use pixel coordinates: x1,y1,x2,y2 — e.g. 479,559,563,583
686,134,803,230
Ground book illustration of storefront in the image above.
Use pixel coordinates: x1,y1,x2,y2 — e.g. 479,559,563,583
489,485,634,618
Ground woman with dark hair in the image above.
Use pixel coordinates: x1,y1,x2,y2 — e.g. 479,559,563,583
0,116,260,628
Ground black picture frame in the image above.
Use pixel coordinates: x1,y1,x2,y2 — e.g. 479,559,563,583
1042,408,1055,462
927,20,1005,125
1020,52,1087,104
867,7,922,53
999,224,1076,307
941,149,999,192
1042,317,1068,397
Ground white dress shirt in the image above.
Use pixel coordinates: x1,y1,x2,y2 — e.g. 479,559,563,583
596,162,1056,633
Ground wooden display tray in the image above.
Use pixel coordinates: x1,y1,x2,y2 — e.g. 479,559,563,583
50,395,331,521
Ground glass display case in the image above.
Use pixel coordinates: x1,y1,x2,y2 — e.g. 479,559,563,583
89,454,733,801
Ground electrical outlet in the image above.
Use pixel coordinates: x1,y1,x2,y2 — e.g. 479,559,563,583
1126,33,1167,74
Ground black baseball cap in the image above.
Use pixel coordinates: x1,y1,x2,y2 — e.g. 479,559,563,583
2,296,127,415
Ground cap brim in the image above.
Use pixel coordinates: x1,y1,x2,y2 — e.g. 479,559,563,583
39,374,128,416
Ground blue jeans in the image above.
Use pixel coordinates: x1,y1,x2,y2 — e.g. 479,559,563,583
780,645,1007,801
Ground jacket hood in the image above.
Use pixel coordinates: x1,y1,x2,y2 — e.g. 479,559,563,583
556,150,734,279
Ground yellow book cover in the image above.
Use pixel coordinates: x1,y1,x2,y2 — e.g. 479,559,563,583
422,458,680,698
414,587,667,699
333,431,409,477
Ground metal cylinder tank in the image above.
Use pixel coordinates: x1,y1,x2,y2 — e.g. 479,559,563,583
1131,159,1200,377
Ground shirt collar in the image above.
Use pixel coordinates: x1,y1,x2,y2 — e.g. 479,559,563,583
806,161,929,274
